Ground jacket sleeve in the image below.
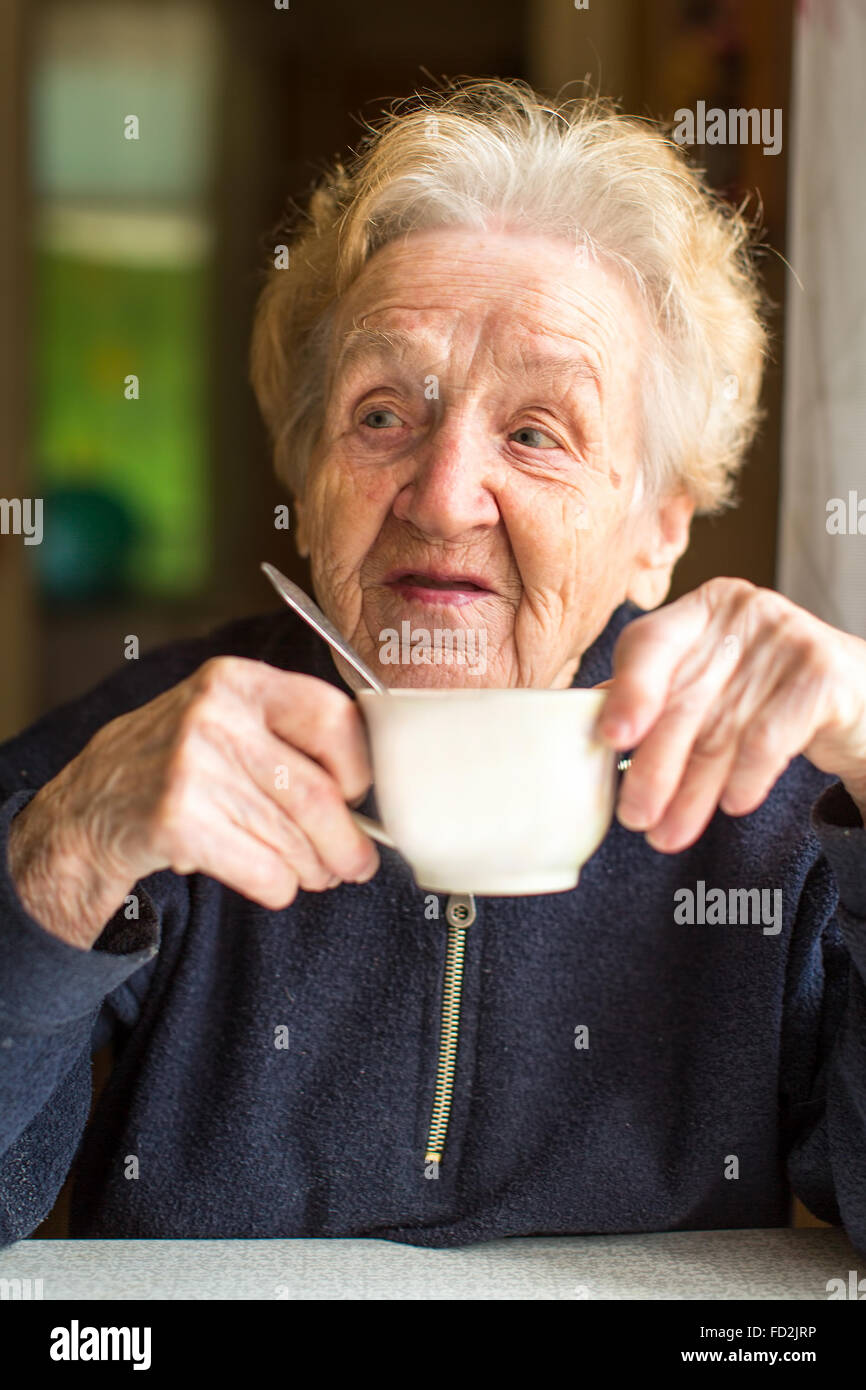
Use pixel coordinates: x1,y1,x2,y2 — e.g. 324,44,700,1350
781,781,866,1256
0,642,216,1249
0,785,168,1247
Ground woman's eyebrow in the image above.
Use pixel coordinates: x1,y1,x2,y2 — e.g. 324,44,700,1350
333,326,417,378
509,347,602,394
332,324,602,396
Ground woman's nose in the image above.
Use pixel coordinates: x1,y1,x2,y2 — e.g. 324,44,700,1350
391,423,500,538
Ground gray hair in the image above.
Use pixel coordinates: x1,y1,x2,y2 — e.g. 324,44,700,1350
250,78,767,514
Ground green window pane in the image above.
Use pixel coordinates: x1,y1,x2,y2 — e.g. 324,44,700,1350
35,246,211,597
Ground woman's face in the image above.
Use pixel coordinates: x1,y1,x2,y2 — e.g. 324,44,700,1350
296,225,674,688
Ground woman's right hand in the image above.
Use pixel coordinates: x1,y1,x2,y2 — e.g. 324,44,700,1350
7,657,380,949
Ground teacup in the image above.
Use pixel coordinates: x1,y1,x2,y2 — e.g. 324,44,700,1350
353,688,617,895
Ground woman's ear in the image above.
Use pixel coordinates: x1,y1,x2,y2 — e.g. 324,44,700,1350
293,496,310,558
626,489,696,610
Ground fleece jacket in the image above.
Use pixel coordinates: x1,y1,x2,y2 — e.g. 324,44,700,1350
1,600,866,1252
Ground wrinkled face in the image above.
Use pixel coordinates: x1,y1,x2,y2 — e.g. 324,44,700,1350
296,225,652,688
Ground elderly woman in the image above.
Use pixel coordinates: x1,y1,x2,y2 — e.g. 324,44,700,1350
2,80,866,1254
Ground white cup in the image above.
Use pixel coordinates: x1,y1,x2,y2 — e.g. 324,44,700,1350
353,688,617,895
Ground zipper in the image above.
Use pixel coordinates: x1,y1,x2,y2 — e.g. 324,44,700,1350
424,892,476,1167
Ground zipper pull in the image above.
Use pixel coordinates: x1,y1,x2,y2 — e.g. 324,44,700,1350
444,893,476,927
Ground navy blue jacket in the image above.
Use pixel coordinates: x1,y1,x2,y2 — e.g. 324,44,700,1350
2,602,866,1251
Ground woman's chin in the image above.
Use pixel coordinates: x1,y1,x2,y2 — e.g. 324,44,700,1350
379,661,497,689
354,607,510,687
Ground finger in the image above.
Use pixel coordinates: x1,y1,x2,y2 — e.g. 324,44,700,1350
596,595,711,748
616,692,721,832
165,702,377,887
643,743,739,852
616,620,789,831
261,741,379,882
168,717,340,891
720,663,823,815
645,654,814,847
255,669,373,803
171,821,301,911
209,776,337,893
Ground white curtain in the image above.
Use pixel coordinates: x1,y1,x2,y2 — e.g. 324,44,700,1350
777,0,866,637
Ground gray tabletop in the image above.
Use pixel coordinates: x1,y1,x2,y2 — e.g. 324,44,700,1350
0,1227,858,1300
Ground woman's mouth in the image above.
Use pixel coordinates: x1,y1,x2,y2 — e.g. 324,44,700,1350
384,570,494,606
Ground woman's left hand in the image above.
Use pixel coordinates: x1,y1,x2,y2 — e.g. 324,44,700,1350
596,578,866,851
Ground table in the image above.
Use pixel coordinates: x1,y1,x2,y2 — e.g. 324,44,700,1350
0,1227,858,1299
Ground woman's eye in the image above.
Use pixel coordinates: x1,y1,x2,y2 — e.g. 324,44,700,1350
510,425,560,449
362,408,403,429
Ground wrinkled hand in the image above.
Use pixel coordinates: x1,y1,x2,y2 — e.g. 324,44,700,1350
8,657,379,947
595,578,866,852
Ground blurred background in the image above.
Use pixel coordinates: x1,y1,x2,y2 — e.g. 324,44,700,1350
2,0,863,1235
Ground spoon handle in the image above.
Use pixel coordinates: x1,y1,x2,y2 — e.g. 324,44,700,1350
261,562,387,694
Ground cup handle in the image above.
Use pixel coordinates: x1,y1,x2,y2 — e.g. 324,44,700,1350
351,811,397,850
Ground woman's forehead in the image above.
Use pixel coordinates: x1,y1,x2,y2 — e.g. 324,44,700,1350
337,224,631,306
329,230,644,375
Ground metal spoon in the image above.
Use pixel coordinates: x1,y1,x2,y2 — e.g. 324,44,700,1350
261,562,393,850
261,562,387,694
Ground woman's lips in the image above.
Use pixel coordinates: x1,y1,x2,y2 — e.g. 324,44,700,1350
384,570,494,606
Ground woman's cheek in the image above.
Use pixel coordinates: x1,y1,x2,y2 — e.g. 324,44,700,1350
500,478,589,596
306,459,394,620
307,460,374,565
